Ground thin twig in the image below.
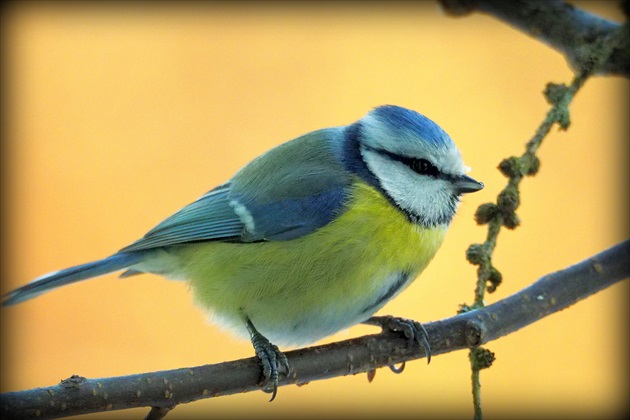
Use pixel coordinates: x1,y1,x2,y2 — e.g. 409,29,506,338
453,4,626,415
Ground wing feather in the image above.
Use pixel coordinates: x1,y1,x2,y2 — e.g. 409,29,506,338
120,127,353,251
120,185,243,252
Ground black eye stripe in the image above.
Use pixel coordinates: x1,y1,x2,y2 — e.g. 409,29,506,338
411,158,439,176
364,146,441,178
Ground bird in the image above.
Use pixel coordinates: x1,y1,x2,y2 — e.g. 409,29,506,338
2,105,483,400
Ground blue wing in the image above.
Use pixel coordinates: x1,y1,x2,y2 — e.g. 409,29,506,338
119,184,243,252
120,127,352,252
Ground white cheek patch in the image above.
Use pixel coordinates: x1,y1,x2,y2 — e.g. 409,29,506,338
229,200,256,234
361,150,458,225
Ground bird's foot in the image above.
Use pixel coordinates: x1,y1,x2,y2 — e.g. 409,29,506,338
245,318,290,402
364,315,432,366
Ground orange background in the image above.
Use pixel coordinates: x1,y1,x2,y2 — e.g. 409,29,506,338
1,2,628,418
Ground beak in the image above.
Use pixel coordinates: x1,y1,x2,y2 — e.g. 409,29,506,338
454,174,484,194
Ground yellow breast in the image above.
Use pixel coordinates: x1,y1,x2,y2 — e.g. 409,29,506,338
175,180,448,345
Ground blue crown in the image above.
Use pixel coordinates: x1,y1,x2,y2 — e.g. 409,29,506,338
371,105,453,148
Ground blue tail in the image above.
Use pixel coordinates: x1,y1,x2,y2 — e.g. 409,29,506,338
2,252,144,306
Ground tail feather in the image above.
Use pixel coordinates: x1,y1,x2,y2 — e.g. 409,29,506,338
2,252,144,306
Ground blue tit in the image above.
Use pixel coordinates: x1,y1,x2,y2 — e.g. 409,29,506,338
3,105,483,399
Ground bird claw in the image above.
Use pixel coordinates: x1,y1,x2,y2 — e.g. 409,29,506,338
258,343,290,402
367,362,404,382
389,361,406,373
365,315,432,364
246,317,290,402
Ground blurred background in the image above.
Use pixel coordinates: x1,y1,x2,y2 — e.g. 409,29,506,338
1,2,628,419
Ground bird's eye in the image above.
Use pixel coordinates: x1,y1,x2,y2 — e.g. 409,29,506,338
412,158,439,176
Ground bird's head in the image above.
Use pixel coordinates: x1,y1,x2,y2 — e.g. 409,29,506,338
346,105,483,227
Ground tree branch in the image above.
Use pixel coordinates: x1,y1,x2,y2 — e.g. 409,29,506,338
2,240,628,419
439,0,630,77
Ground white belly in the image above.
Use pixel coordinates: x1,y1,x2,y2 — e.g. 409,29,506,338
202,270,413,347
